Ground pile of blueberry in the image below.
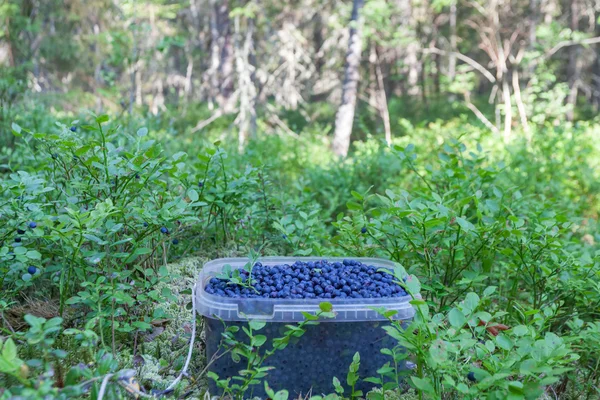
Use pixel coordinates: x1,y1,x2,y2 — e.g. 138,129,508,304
205,259,407,299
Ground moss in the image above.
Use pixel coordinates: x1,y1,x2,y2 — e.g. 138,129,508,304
366,387,419,400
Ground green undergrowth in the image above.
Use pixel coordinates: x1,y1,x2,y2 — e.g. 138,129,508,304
1,110,600,399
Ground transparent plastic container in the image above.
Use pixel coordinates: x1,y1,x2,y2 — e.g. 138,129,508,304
196,257,416,397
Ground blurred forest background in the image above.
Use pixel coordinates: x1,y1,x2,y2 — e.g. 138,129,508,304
1,0,600,153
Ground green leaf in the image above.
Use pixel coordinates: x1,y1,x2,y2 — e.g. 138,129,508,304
512,325,529,336
1,338,17,361
496,334,513,350
462,292,480,315
249,320,266,331
26,250,42,260
273,390,289,400
96,114,109,123
351,191,363,200
252,335,267,347
132,321,152,331
12,122,22,136
137,127,148,137
346,201,362,211
319,302,333,312
508,381,524,394
74,145,91,156
448,308,466,328
188,189,199,202
455,217,475,232
411,376,435,393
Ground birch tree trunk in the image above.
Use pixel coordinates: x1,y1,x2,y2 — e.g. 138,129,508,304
449,2,457,81
332,0,364,157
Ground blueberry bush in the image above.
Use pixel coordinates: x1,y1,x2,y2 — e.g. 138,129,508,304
1,111,600,400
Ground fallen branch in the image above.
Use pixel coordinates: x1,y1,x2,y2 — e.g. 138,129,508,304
464,92,500,135
265,104,302,141
191,110,224,133
545,36,600,59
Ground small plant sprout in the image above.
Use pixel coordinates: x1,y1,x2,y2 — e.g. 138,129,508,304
216,247,263,293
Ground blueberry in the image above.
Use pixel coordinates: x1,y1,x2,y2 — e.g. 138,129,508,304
361,227,367,234
172,239,179,245
282,234,287,239
160,227,169,234
467,372,476,382
204,259,407,300
70,126,77,132
28,222,37,229
14,237,22,243
143,222,149,227
198,181,204,188
17,229,25,235
28,266,37,274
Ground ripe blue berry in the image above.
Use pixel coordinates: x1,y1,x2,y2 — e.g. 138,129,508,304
198,181,204,188
28,266,37,275
70,126,77,132
160,227,169,234
17,229,25,235
467,372,476,382
143,222,149,227
28,222,37,229
361,227,367,234
204,259,407,300
14,237,21,243
172,238,179,245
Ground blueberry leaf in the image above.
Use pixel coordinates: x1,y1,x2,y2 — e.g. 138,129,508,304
448,308,466,328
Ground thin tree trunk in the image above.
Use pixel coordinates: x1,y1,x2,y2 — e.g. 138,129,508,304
502,78,512,143
235,15,256,151
313,13,324,78
373,46,392,145
566,0,580,121
512,70,530,139
432,51,441,94
209,0,220,109
333,0,364,157
526,0,538,79
449,2,457,81
593,18,600,110
210,0,234,112
529,0,538,47
406,44,420,96
129,38,137,114
4,17,15,67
